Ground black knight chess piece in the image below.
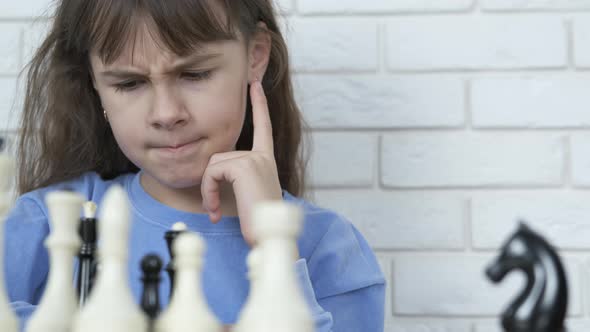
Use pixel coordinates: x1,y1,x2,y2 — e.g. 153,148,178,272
485,222,568,332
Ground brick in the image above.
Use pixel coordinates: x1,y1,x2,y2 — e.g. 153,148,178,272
472,192,590,249
312,190,465,249
294,75,464,129
307,133,375,188
393,255,581,315
285,18,378,72
0,0,54,18
571,134,590,186
386,17,566,70
381,133,564,188
0,24,22,75
573,19,590,68
482,0,590,11
299,0,473,14
472,77,590,128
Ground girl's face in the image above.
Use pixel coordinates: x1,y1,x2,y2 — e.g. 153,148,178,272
90,21,263,190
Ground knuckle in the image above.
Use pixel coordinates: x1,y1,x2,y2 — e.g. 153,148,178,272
240,156,258,170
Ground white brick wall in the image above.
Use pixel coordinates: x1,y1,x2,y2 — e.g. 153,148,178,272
3,1,590,331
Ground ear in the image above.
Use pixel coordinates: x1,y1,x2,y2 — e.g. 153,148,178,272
247,22,272,83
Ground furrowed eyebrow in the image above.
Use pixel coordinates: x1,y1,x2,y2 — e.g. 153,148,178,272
100,53,222,78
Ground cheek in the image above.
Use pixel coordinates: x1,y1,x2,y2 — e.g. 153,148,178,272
109,119,141,158
185,80,247,135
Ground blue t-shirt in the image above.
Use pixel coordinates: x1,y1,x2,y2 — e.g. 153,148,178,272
4,171,385,331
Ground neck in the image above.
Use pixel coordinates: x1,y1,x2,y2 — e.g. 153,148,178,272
140,172,238,217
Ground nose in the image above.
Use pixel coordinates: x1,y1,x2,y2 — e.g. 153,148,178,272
149,85,189,130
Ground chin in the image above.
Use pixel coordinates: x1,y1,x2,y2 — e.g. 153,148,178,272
147,167,204,189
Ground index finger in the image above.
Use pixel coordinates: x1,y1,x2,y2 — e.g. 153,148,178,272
250,80,274,153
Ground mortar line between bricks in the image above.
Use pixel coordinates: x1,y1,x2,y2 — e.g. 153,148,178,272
465,197,473,251
386,67,569,74
304,127,466,133
293,70,590,77
564,135,573,188
465,79,472,130
380,185,565,190
479,9,590,14
315,127,590,133
376,135,382,190
567,19,576,71
377,21,385,74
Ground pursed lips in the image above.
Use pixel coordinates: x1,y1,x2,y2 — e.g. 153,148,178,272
153,138,201,149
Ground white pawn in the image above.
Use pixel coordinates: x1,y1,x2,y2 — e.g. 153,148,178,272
155,232,222,332
72,185,147,332
26,190,84,332
233,201,314,332
232,247,262,332
0,153,18,332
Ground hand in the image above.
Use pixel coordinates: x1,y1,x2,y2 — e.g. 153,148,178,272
200,80,283,245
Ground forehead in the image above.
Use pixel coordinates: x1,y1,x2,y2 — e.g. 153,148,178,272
91,20,243,70
88,0,243,69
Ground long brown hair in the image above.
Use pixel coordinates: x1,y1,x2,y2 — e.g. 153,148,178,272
17,0,309,197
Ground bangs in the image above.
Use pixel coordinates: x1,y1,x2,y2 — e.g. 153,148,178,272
88,0,238,65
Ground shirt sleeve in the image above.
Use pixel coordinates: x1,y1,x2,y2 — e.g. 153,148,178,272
3,195,50,330
300,218,386,332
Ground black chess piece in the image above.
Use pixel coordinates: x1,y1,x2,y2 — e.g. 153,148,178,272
141,253,163,321
164,226,186,299
485,222,568,332
76,209,97,306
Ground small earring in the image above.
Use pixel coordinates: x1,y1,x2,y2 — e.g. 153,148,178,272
103,109,108,122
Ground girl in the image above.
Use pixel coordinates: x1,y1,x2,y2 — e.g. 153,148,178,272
5,0,385,331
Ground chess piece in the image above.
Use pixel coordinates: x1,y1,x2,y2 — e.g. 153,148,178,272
164,222,187,299
233,247,262,332
26,190,84,332
141,253,163,321
233,201,314,332
154,232,223,332
72,185,148,332
76,201,98,306
485,222,568,332
0,153,18,332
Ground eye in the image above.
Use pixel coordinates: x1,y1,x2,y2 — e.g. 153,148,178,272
114,80,144,93
182,70,213,81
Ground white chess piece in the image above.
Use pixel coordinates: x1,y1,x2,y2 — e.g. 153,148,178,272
171,222,187,232
26,190,84,332
0,154,18,332
232,246,261,332
233,201,314,332
155,232,222,332
72,184,147,332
